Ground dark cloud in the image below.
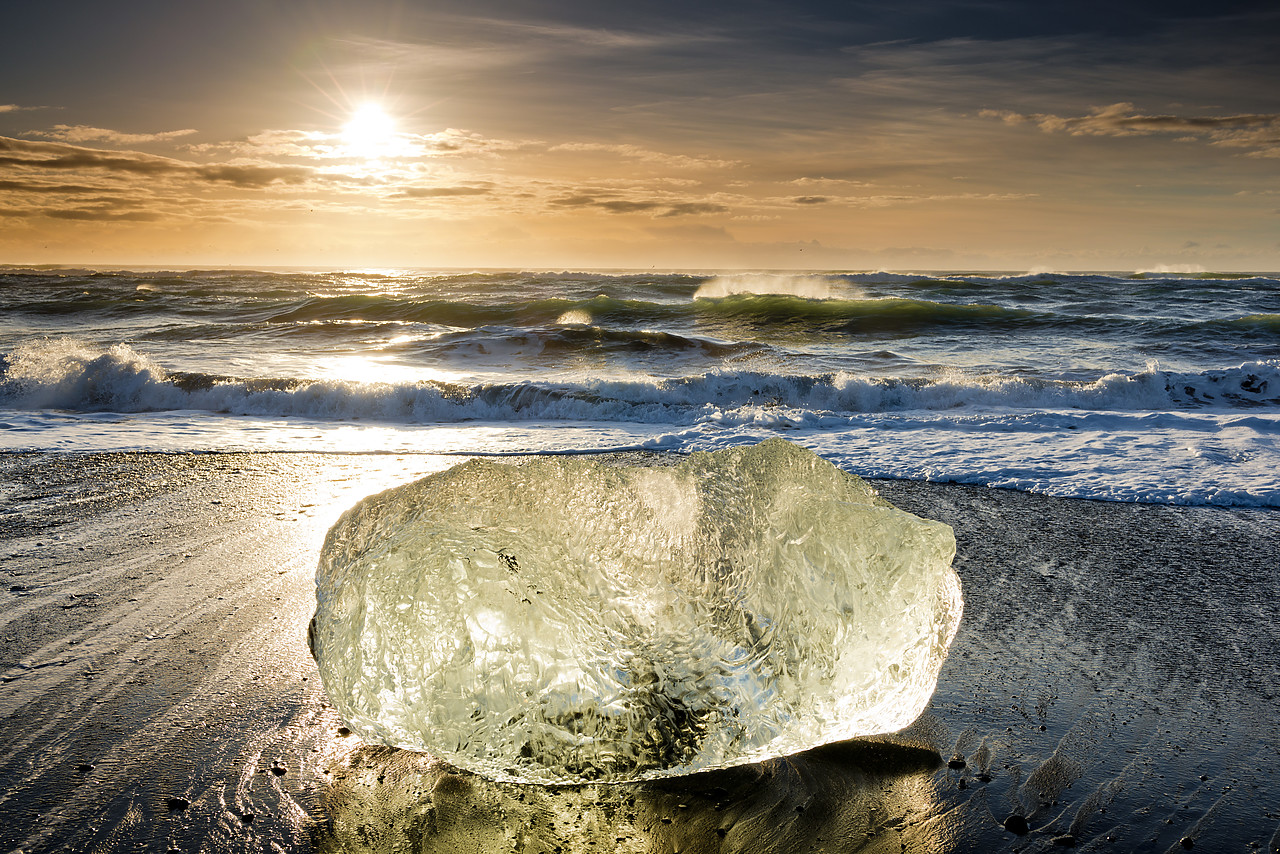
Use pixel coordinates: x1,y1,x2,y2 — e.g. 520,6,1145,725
983,104,1280,156
26,125,198,145
0,135,314,187
792,196,830,205
659,202,730,216
0,152,161,175
0,137,78,156
0,201,165,222
984,103,1280,135
0,179,119,194
596,200,663,213
394,186,492,198
45,207,165,222
193,164,310,187
547,193,727,216
0,137,181,175
549,194,598,207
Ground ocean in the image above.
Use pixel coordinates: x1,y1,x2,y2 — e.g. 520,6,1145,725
2,267,1278,506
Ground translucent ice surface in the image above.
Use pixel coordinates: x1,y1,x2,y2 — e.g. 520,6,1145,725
310,439,962,783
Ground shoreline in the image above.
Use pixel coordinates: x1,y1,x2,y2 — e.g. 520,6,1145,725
2,451,1279,853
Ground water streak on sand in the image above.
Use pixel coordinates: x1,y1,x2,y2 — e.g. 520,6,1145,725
0,453,451,853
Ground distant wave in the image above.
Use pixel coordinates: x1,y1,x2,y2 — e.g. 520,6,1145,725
1212,313,1280,334
693,273,842,299
697,294,1043,332
4,339,1277,424
5,269,1278,345
211,291,1106,336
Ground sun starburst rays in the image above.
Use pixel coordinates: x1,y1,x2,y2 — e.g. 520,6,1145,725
342,102,398,159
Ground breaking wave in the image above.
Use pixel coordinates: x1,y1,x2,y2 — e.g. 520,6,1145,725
3,339,1277,425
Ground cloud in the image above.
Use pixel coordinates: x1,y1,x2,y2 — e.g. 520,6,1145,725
393,186,492,198
333,19,727,76
0,135,313,187
982,103,1280,156
187,127,527,162
848,191,1034,207
596,200,663,213
0,196,167,223
44,207,165,222
788,178,868,188
0,179,120,194
0,150,176,176
28,125,198,146
422,128,530,155
547,192,727,217
476,19,726,53
659,202,729,217
549,194,598,208
761,190,1034,209
0,104,47,113
550,142,737,169
326,35,529,74
183,130,331,158
193,164,311,187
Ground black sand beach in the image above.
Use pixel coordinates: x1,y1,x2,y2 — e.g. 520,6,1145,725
2,451,1279,853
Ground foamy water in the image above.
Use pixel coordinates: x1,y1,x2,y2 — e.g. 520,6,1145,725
2,268,1279,506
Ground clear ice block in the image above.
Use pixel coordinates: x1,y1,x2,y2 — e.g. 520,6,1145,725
310,439,961,783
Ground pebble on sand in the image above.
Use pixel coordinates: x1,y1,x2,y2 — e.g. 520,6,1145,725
1003,815,1030,835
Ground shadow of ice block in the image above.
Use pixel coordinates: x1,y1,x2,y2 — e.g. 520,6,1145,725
317,731,946,854
310,439,961,783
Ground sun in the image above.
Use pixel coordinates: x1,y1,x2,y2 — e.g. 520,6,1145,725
342,102,397,158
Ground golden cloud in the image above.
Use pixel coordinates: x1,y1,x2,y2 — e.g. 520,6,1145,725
982,103,1280,156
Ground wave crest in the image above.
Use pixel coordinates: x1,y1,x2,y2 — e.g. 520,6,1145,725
694,273,841,300
4,339,1277,423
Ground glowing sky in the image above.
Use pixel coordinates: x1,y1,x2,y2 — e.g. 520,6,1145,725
1,0,1277,270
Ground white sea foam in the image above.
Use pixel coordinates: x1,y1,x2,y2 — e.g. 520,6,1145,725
6,405,1275,507
694,273,843,300
647,410,1280,507
4,338,1280,507
7,339,1277,423
1139,264,1206,274
0,339,181,411
556,309,593,325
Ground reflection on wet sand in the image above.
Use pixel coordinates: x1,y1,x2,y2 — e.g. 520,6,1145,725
318,731,945,854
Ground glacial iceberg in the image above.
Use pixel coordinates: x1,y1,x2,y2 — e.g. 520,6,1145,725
310,439,961,784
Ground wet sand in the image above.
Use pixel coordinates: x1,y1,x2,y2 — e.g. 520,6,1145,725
2,451,1279,853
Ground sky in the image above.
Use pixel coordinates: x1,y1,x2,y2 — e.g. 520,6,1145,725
1,0,1278,271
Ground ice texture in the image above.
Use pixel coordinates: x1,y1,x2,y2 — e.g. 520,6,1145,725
310,439,962,784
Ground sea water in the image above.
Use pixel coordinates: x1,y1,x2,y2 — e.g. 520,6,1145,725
1,267,1277,506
